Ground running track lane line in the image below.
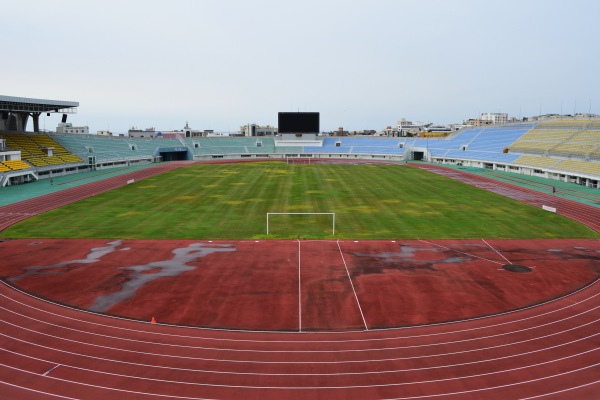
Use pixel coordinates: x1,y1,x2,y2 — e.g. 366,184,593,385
3,315,598,364
336,240,369,331
1,355,598,393
2,324,598,374
4,302,599,356
3,278,600,343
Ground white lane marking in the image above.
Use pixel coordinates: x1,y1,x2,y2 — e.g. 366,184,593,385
337,240,369,331
0,357,598,393
3,304,599,357
481,239,513,265
2,279,599,343
2,330,598,376
516,379,600,400
42,364,61,376
2,307,598,361
0,381,79,400
418,239,504,265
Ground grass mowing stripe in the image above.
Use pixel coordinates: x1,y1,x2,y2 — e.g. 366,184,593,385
1,162,597,240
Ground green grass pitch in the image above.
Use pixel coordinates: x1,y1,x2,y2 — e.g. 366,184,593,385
2,162,598,240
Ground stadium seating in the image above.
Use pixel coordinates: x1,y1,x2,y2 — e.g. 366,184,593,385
0,133,84,166
514,155,561,169
510,129,577,152
26,157,48,167
3,159,32,171
184,137,279,156
1,133,45,158
51,135,178,162
507,121,600,163
37,121,600,182
274,146,304,154
181,128,533,163
554,159,600,176
59,154,85,163
535,120,593,128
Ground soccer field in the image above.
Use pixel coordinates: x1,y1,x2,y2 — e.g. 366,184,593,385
2,162,597,240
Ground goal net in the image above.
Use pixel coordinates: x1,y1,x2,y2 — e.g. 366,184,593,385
266,212,335,237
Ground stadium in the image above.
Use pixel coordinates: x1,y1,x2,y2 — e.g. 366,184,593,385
1,98,600,399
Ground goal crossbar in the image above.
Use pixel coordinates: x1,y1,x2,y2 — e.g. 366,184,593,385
266,212,335,236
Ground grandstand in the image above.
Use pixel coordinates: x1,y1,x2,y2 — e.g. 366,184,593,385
2,160,31,171
2,115,600,190
499,120,600,184
555,159,600,177
509,129,579,154
0,132,84,167
50,134,185,164
514,155,561,169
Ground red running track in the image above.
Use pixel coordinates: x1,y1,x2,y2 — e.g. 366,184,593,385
1,161,599,399
1,277,599,399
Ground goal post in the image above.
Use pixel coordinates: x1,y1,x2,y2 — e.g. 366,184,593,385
266,212,335,236
286,157,312,165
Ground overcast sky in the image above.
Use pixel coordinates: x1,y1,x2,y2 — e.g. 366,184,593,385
3,0,599,133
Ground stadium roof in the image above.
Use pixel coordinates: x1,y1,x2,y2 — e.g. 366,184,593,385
0,95,78,113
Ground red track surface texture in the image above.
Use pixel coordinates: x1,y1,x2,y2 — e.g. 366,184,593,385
1,162,599,399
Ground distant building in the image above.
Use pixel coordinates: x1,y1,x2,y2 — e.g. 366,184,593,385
464,118,493,127
159,122,203,138
332,127,349,136
380,126,399,137
480,113,508,125
464,113,509,127
56,122,89,134
241,124,276,136
96,130,113,136
128,127,156,138
206,131,231,137
396,119,425,137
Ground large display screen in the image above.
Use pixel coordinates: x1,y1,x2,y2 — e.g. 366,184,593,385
278,112,320,134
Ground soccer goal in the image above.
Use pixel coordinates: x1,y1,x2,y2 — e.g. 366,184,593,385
266,212,335,236
286,157,312,165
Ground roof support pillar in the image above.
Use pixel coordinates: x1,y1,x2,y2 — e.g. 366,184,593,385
31,112,41,132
